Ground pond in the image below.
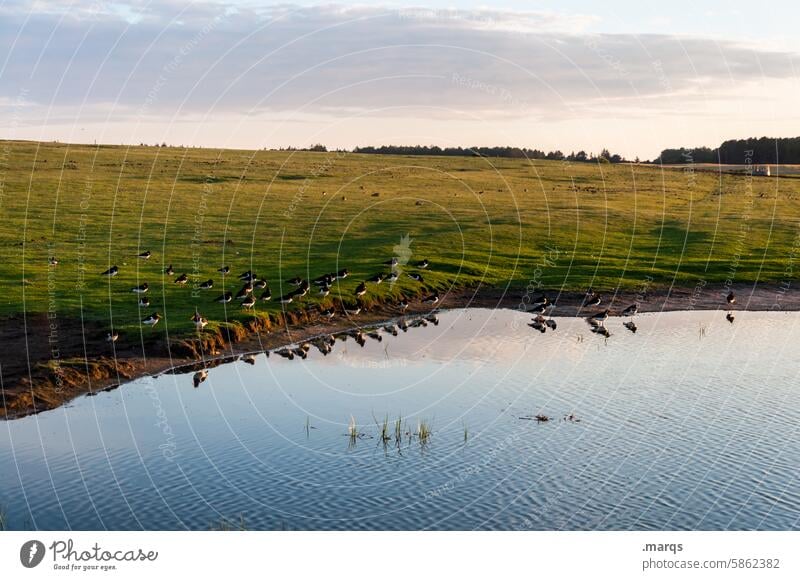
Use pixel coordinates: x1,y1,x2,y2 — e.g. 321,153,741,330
1,308,799,530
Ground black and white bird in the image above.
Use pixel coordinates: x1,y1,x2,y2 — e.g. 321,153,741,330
215,291,233,303
385,271,399,282
368,273,385,284
320,307,335,318
106,331,119,343
337,268,349,279
398,298,409,311
193,370,208,388
287,276,303,286
588,309,609,323
726,312,735,324
174,273,189,285
142,312,161,326
49,256,59,266
408,273,424,282
276,349,295,360
355,282,367,297
383,324,398,336
545,319,557,330
239,270,256,281
165,264,174,276
529,303,547,314
101,265,119,277
416,259,429,269
242,354,257,365
218,266,230,275
344,305,362,316
253,279,268,289
259,288,272,301
583,293,601,307
242,294,256,309
138,296,150,307
422,292,439,304
199,279,214,290
727,291,736,305
138,250,151,260
279,293,294,304
623,321,637,333
384,258,399,268
621,304,638,317
318,284,330,297
131,282,149,294
313,273,335,286
191,310,207,329
235,284,253,299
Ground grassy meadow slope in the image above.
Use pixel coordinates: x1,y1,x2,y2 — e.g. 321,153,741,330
1,139,799,341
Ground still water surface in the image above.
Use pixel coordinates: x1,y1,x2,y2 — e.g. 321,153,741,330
1,309,799,530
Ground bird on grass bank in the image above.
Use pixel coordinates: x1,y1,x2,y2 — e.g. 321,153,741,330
422,292,439,304
218,265,230,275
174,273,189,285
276,349,295,360
254,279,268,289
49,256,59,266
235,284,253,300
621,304,638,317
138,296,150,308
385,271,398,282
408,273,424,282
101,265,119,277
368,273,385,284
287,276,303,286
727,291,736,305
337,268,349,279
165,264,174,276
138,250,151,260
355,282,367,297
416,259,429,269
106,331,119,343
318,284,330,297
199,279,214,290
259,288,272,301
279,293,294,304
131,283,149,294
191,310,208,330
321,307,335,319
215,291,233,303
384,258,399,268
242,295,256,309
193,369,208,388
142,312,161,326
239,270,256,281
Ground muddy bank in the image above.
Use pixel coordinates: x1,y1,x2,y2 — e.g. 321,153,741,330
1,282,795,419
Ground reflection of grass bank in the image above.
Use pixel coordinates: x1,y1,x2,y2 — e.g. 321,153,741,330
0,504,7,531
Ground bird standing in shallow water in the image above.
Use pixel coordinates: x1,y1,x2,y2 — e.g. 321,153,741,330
422,292,439,304
621,304,638,317
193,370,208,388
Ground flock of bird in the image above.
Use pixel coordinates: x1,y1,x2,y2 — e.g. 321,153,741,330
88,250,436,343
526,288,738,338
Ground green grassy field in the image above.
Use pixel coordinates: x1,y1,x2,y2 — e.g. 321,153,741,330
2,140,799,338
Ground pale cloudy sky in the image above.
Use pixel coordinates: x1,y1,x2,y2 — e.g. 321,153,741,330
1,0,798,159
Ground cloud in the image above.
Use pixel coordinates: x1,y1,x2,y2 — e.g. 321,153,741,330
0,2,797,156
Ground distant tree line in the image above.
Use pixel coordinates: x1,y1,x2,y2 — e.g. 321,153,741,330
350,145,630,163
656,137,800,164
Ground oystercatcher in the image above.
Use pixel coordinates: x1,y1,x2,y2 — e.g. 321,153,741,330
101,265,119,277
142,312,161,326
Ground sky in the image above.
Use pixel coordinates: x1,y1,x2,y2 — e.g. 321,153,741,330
0,0,798,159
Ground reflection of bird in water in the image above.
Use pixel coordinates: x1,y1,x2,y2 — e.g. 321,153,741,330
545,319,557,330
165,264,174,276
217,265,230,274
276,349,295,360
383,324,398,336
193,369,208,388
366,331,382,342
529,315,546,333
191,310,207,329
621,304,638,316
726,312,735,324
623,321,637,333
425,313,439,325
399,318,409,332
590,325,610,338
727,291,736,304
242,354,256,365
